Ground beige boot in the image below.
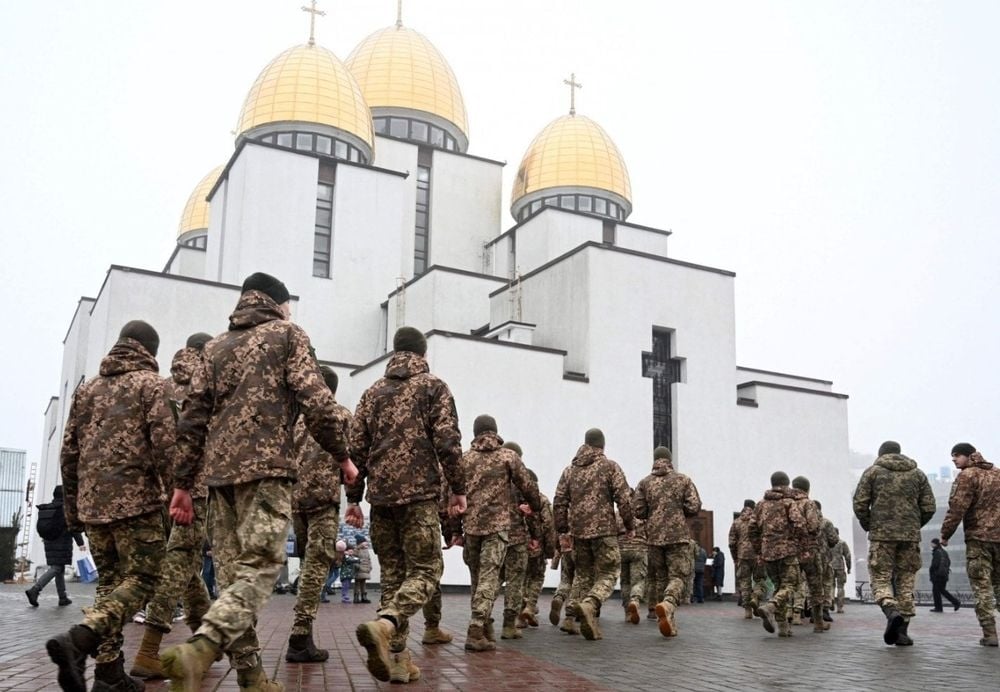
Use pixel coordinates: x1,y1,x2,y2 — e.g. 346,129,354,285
560,616,579,635
758,602,777,634
812,605,826,633
518,608,538,628
483,617,496,643
130,626,165,679
790,609,802,626
837,596,845,613
744,606,754,620
778,618,792,638
421,626,453,645
626,601,640,625
388,648,419,684
160,635,223,692
577,601,601,640
500,613,522,639
654,601,677,638
237,662,284,691
463,624,495,652
549,596,564,626
355,618,395,682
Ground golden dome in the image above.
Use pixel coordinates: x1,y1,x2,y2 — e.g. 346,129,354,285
177,165,224,238
511,114,631,216
346,25,468,146
237,44,374,152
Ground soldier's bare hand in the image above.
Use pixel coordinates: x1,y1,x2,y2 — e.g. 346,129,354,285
169,488,194,526
340,458,359,485
528,538,540,552
450,535,464,548
939,537,949,547
345,504,365,528
448,494,467,518
518,503,532,516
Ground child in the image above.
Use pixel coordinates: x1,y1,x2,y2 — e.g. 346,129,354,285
321,541,346,604
339,542,360,604
353,533,372,603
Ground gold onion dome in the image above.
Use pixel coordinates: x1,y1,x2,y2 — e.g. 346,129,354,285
346,24,469,151
177,165,224,240
236,43,374,158
511,114,632,221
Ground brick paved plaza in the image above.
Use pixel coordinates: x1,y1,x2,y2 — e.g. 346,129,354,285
0,582,994,691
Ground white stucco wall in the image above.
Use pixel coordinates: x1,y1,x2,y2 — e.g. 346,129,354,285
369,137,418,280
615,224,670,257
429,150,503,273
512,211,604,277
736,366,834,392
385,269,506,345
165,246,207,279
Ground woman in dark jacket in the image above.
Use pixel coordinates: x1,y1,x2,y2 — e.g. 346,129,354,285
25,486,85,607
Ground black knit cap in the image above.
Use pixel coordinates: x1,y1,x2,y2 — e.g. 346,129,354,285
951,442,976,457
393,326,427,356
502,441,523,456
792,476,810,493
473,414,497,436
585,428,605,449
743,499,755,509
186,332,213,351
319,366,339,395
770,471,790,487
242,272,290,305
653,446,672,461
119,320,159,357
878,440,901,456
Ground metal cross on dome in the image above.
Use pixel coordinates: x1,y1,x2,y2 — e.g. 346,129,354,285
564,73,583,116
302,0,326,46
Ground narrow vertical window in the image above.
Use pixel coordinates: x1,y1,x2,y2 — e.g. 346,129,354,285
413,148,432,275
313,167,334,278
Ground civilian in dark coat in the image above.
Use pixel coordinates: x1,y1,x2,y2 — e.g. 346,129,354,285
712,547,726,600
929,538,960,612
26,486,85,607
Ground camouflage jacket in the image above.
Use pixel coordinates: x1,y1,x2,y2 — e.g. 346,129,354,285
458,431,540,537
61,339,172,526
830,539,851,572
728,507,757,561
292,402,353,513
634,459,701,546
347,351,465,506
818,515,839,558
553,445,634,539
175,291,349,489
532,493,558,559
163,347,207,499
853,453,935,541
749,487,808,561
617,513,647,552
941,453,1000,542
788,489,822,558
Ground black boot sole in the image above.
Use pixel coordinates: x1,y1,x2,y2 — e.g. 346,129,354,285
883,613,905,645
46,636,87,692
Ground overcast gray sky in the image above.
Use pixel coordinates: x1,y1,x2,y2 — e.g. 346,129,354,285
1,1,997,478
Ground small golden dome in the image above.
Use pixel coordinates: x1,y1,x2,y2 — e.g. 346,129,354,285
177,165,224,239
237,44,374,152
346,25,468,146
511,114,631,216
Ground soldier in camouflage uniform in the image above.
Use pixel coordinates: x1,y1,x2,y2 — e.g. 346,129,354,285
550,533,577,632
814,500,839,624
634,446,701,638
853,441,935,647
940,443,1000,647
163,274,356,692
420,476,457,646
618,509,647,624
285,366,352,663
790,477,832,633
729,500,765,620
452,418,540,651
348,327,466,684
130,333,215,680
830,530,851,613
749,471,807,638
48,321,171,692
553,428,634,641
500,459,541,640
513,460,557,630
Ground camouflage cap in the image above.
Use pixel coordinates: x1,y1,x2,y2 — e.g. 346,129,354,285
792,476,810,492
585,428,605,449
770,471,790,487
473,414,498,436
119,320,159,357
502,440,523,456
393,326,427,355
186,332,213,350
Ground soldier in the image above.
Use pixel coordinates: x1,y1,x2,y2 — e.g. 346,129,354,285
789,477,829,633
348,327,466,684
550,533,577,633
421,475,458,646
814,500,839,624
500,460,542,640
554,428,634,641
285,366,353,663
516,463,557,630
161,273,356,691
47,321,172,692
729,500,765,620
940,443,1000,647
618,507,647,623
749,471,805,638
454,417,540,651
853,440,935,646
634,446,701,638
130,333,215,680
830,530,851,613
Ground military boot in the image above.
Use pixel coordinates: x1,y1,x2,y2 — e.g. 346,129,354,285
777,619,793,638
501,612,522,640
811,605,826,633
548,596,564,626
46,623,100,692
355,617,395,682
160,635,223,692
388,648,420,684
744,606,754,620
836,596,845,613
758,602,777,634
483,618,496,643
519,608,539,627
822,607,834,624
285,629,329,662
980,620,999,647
895,619,913,646
237,663,284,691
464,624,496,652
626,601,640,625
25,587,39,607
577,600,600,640
654,601,677,638
647,607,657,620
421,626,453,645
130,626,165,679
881,605,905,645
790,609,802,626
92,653,145,692
560,616,579,635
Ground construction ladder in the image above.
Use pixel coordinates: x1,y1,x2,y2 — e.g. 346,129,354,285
16,462,36,583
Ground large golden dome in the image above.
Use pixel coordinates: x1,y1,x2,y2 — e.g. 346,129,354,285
236,44,374,154
177,165,224,239
511,114,631,219
346,25,468,149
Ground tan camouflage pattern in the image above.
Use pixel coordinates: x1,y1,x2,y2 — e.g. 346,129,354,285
145,498,211,633
853,453,936,542
620,545,647,605
553,445,634,540
197,478,292,670
502,541,529,618
634,459,701,546
61,338,173,526
788,489,822,559
728,507,757,561
291,404,352,513
370,500,444,652
464,532,508,626
941,453,1000,542
458,432,540,536
555,542,575,606
617,514,647,553
422,583,443,627
163,346,209,499
749,487,809,561
532,494,558,560
508,483,534,546
523,553,546,614
175,291,349,490
648,542,692,607
291,504,340,635
765,555,800,622
736,558,768,608
799,553,826,607
964,538,1000,626
868,540,920,617
84,510,166,663
569,536,621,610
830,539,851,572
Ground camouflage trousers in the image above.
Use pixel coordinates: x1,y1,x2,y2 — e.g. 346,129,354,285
523,553,546,614
570,536,620,611
648,542,692,607
84,511,166,663
737,558,767,608
800,553,826,607
821,556,834,607
965,539,1000,626
290,503,340,635
555,550,576,616
197,479,291,670
868,540,920,618
422,583,443,627
370,500,443,652
463,532,508,626
501,541,528,618
145,498,211,634
619,547,647,605
833,569,847,602
765,556,800,621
